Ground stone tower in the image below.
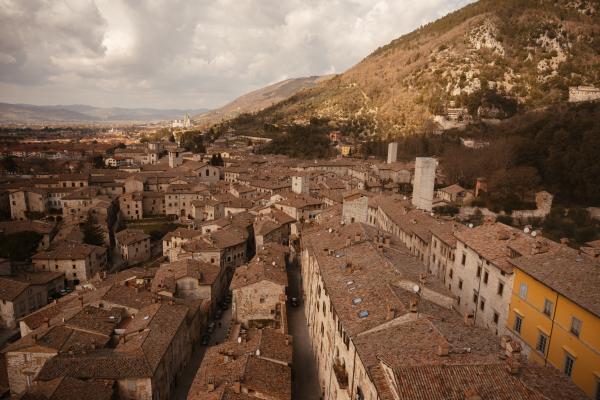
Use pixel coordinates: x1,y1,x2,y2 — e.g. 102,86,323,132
168,148,184,168
387,142,398,164
292,175,309,195
412,157,437,211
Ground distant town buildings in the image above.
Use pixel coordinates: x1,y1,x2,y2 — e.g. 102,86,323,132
0,127,594,399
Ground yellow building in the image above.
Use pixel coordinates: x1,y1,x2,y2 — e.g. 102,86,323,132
507,247,600,399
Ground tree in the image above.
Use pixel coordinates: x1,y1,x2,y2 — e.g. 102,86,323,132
92,155,104,169
1,156,17,173
81,214,105,246
488,166,540,212
0,231,42,261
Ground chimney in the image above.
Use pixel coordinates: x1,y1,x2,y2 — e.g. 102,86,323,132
464,312,474,326
386,304,396,320
207,382,215,392
409,298,419,313
560,238,569,246
505,356,521,375
79,296,84,308
354,233,361,242
346,237,352,247
505,340,521,357
437,342,450,357
32,334,38,343
464,388,482,400
43,318,50,329
419,273,427,285
384,237,391,246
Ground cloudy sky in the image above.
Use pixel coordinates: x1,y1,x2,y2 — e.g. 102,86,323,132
0,0,474,110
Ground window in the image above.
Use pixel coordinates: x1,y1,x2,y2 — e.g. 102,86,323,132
449,269,453,279
476,266,482,277
472,291,478,304
497,282,504,296
564,353,575,377
543,299,553,316
514,314,523,334
480,297,485,311
483,271,489,284
536,332,548,354
458,279,463,290
518,282,528,299
461,253,466,266
493,311,499,324
570,317,582,337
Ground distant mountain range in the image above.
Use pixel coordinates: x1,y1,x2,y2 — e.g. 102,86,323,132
192,75,333,127
0,103,209,123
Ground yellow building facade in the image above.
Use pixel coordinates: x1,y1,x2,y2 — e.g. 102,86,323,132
508,250,600,399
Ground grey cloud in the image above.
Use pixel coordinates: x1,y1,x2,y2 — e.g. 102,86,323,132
0,0,475,109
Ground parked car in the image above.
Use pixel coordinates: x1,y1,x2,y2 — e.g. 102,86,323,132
207,322,215,333
220,302,229,310
214,308,223,320
290,297,299,307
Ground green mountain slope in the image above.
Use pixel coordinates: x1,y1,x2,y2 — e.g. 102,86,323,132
225,0,600,138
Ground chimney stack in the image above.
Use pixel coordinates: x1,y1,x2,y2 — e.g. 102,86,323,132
437,342,450,357
409,298,419,313
43,318,50,329
464,312,474,326
386,304,396,321
464,388,482,400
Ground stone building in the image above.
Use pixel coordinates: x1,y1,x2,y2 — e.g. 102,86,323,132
180,226,249,274
300,218,587,400
115,229,151,265
32,242,107,284
450,222,559,337
230,245,288,329
8,189,48,220
0,272,64,328
5,283,208,400
187,326,292,400
152,258,226,307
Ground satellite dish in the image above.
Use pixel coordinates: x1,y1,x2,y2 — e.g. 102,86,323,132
531,231,537,237
524,227,530,234
412,284,420,293
468,223,474,228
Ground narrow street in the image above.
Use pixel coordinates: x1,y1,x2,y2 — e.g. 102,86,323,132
287,260,321,400
171,306,232,399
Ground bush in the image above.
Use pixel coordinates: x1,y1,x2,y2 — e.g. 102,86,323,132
0,231,42,261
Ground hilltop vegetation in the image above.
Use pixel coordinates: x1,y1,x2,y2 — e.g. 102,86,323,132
221,0,600,138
